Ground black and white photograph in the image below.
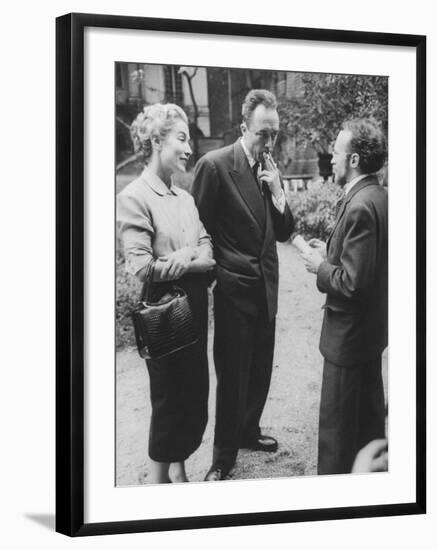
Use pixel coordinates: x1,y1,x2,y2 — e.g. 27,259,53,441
115,62,389,486
2,0,434,546
54,12,425,536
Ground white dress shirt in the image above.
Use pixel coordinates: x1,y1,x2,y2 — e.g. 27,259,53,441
344,173,370,195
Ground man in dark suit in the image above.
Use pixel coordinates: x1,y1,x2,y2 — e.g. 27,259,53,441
192,90,294,480
302,118,388,475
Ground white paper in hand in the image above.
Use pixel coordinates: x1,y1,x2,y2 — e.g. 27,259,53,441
291,234,312,255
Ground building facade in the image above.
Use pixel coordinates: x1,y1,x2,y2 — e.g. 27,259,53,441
115,63,317,177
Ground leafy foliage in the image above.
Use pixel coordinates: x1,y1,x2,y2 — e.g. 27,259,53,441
278,74,388,153
116,238,140,350
287,182,342,240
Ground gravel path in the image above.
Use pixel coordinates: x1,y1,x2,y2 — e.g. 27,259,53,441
116,242,388,485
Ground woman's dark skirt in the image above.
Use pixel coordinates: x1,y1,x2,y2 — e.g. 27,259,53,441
145,274,210,463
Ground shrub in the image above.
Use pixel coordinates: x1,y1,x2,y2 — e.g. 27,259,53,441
116,237,140,350
287,182,341,241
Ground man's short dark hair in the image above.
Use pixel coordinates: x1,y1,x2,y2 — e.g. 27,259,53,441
343,118,387,174
242,89,277,124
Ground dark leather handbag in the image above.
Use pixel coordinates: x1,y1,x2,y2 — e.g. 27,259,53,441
131,261,199,360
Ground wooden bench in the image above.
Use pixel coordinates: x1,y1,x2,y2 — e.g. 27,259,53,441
282,174,314,193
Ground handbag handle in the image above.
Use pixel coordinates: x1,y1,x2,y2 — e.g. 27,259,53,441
139,260,156,303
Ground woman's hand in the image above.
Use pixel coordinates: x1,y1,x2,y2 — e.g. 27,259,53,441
188,256,216,273
158,247,195,280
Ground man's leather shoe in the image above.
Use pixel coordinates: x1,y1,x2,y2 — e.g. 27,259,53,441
204,466,227,481
240,435,278,453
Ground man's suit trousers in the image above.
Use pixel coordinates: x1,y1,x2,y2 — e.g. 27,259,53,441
212,287,276,471
318,357,385,475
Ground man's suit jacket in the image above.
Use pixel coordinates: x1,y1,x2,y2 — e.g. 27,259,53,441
317,175,388,366
192,140,294,320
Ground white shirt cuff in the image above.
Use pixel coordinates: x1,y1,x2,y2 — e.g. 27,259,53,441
271,189,286,213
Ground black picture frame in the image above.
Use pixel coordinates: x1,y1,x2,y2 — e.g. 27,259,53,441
56,12,426,537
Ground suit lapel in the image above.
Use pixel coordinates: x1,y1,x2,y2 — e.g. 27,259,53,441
229,141,266,230
327,196,347,249
327,175,379,249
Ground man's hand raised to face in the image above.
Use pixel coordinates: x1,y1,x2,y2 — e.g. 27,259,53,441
258,152,282,201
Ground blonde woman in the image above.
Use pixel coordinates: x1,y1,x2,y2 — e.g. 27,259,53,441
117,104,215,483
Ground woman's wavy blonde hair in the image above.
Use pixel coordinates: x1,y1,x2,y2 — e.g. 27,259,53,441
130,103,188,162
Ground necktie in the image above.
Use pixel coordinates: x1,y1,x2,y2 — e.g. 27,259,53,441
252,162,263,195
